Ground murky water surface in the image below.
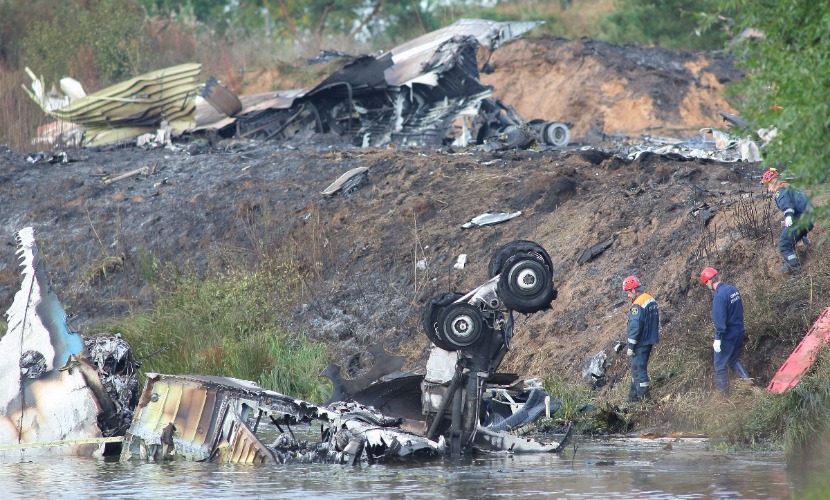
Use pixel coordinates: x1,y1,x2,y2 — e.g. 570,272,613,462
0,435,795,499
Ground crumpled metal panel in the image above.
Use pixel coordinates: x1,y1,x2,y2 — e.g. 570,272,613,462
474,424,573,453
121,373,318,462
122,375,239,461
30,63,201,127
25,64,201,146
84,335,140,435
214,409,277,464
309,53,393,95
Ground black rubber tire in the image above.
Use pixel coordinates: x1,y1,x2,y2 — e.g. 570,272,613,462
544,122,570,147
498,255,556,313
422,292,463,351
488,240,553,279
438,302,486,350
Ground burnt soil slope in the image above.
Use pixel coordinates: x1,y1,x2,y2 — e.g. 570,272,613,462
0,39,825,406
1,139,825,402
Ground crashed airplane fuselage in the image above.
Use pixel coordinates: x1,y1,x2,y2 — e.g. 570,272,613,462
0,229,571,463
26,19,569,149
197,19,569,149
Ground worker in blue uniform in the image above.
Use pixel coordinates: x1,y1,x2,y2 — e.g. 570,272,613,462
622,275,659,402
701,267,750,396
760,168,814,277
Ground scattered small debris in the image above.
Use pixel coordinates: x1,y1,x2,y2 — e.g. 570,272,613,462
461,211,522,229
582,351,608,387
689,203,715,226
578,237,614,265
322,167,369,197
102,166,151,185
25,151,70,164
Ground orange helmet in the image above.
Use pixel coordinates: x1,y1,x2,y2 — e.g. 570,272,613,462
622,275,641,291
761,168,779,185
700,267,718,284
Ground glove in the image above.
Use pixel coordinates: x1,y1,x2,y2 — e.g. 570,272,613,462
785,216,793,227
713,339,722,353
626,348,635,358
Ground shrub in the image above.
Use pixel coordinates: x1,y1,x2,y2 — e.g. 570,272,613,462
21,0,145,88
602,0,731,50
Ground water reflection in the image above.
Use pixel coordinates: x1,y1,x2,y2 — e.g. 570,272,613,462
0,439,795,499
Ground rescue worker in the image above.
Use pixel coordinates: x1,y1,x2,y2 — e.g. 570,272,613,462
622,275,659,402
700,267,750,396
760,167,814,277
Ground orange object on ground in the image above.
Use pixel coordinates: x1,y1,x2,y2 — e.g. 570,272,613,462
768,307,830,394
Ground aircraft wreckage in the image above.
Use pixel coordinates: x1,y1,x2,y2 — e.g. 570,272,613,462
26,19,570,150
0,228,570,463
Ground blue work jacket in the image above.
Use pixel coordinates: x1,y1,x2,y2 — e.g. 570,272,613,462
774,183,813,219
712,283,744,341
627,292,659,346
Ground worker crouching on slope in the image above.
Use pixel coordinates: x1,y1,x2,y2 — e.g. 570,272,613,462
622,276,659,402
760,167,815,278
700,267,750,396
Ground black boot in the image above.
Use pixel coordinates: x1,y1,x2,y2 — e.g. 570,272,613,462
784,255,802,278
789,261,802,276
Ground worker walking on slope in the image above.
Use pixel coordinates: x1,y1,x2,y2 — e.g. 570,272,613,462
760,167,815,278
700,267,750,396
622,276,659,402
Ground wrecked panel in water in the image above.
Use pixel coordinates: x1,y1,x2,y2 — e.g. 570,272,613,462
121,374,305,462
121,373,445,464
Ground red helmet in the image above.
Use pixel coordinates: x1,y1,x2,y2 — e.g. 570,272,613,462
622,275,640,291
761,168,779,185
700,267,718,284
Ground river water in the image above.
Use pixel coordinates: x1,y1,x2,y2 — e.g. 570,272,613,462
0,433,801,499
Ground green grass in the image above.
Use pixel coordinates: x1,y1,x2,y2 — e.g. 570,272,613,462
259,335,331,403
779,354,830,464
545,375,593,422
93,257,331,403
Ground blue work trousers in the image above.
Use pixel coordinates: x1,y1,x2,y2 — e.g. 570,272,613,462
779,224,811,260
714,335,749,396
629,344,653,401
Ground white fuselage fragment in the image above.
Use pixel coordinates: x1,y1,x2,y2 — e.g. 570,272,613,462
0,227,104,459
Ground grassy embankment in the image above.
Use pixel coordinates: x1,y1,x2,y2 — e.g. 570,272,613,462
544,194,830,461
